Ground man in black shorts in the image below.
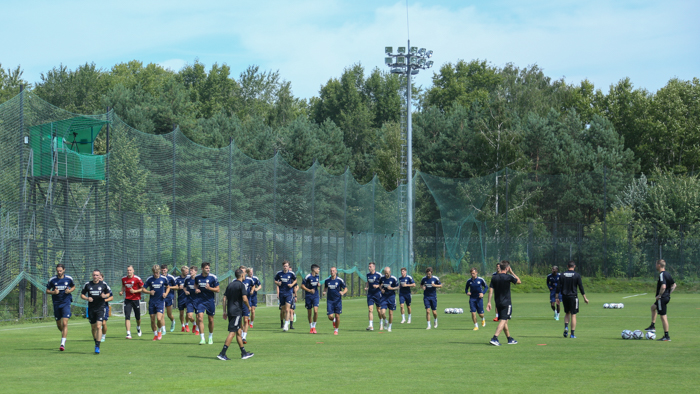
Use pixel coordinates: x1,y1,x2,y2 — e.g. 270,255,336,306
487,261,521,346
645,260,676,341
218,269,254,360
556,261,588,338
80,270,111,354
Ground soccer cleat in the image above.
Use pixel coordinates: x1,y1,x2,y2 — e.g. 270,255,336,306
59,345,65,351
379,324,384,331
366,326,374,331
283,323,289,332
645,325,656,332
199,338,206,345
493,317,499,322
482,319,486,327
153,335,159,341
185,325,190,333
387,326,392,332
659,336,671,341
310,328,314,334
407,318,411,324
507,337,518,345
333,330,338,335
290,323,294,330
241,352,254,359
208,337,213,345
157,332,163,340
434,321,438,328
126,334,132,339
101,335,106,342
426,325,431,330
95,346,100,354
489,338,501,346
563,330,568,338
473,326,479,331
170,321,175,332
401,318,406,324
249,323,253,328
181,326,186,332
242,338,247,345
570,335,577,339
217,354,230,361
555,313,560,321
293,314,297,323
312,328,317,334
137,329,142,337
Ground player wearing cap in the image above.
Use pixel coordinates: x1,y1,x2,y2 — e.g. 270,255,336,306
46,264,75,351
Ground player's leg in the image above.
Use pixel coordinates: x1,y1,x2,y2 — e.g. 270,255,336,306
179,307,185,331
431,300,438,327
367,300,375,330
657,298,670,340
197,312,205,338
313,305,318,331
134,301,142,336
60,317,69,343
469,298,478,327
407,298,412,323
207,312,215,344
425,306,431,329
124,301,133,337
646,302,658,331
387,300,394,331
250,305,256,326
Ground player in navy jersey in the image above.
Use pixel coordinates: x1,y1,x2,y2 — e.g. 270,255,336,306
465,268,488,330
160,265,177,333
240,266,253,343
246,268,261,328
420,267,442,329
365,262,382,330
143,264,171,341
98,273,113,342
45,264,75,351
398,267,415,324
645,260,676,341
378,267,399,332
546,266,562,321
184,265,199,335
175,265,190,332
80,270,111,353
301,264,321,334
195,262,220,344
487,261,521,346
274,261,297,332
323,267,347,335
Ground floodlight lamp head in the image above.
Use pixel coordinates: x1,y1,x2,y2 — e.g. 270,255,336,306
397,47,406,54
419,58,426,66
397,56,406,65
385,57,393,65
385,46,393,55
427,60,434,68
418,48,426,56
410,57,419,65
410,47,418,55
426,50,433,58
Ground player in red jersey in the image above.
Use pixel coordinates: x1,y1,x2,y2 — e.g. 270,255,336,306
120,265,144,338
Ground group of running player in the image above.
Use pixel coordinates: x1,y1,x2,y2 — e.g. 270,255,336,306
44,257,677,356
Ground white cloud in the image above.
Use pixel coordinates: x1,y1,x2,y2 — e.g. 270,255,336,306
1,0,697,98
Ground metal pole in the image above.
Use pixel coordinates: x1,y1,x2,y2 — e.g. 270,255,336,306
273,152,278,266
343,167,348,271
18,85,25,319
372,175,376,263
228,138,233,269
310,160,317,267
105,107,111,266
603,166,608,276
406,39,414,270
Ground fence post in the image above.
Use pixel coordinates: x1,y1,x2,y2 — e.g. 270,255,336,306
505,168,510,260
372,175,376,264
627,222,633,278
553,222,558,268
343,167,348,272
122,211,127,272
228,138,233,271
679,223,684,273
528,222,533,275
215,221,219,276
18,86,25,319
172,125,177,270
156,215,160,267
435,222,439,269
105,106,111,266
273,152,278,266
310,160,317,268
603,166,608,277
202,218,206,265
187,217,191,266
140,213,145,275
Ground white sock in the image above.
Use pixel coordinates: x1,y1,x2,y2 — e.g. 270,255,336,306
475,323,478,327
402,314,405,319
61,338,66,345
369,320,373,327
200,333,205,340
408,314,411,319
182,324,185,328
333,317,336,323
427,321,431,327
242,332,247,339
126,331,131,336
334,328,338,332
388,323,392,329
208,333,213,339
161,326,166,333
434,318,438,325
137,326,141,331
313,322,317,328
101,334,106,340
154,331,158,336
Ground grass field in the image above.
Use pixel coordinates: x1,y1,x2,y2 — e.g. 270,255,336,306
2,293,699,393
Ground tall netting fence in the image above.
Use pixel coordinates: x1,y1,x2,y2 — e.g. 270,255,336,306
1,92,698,320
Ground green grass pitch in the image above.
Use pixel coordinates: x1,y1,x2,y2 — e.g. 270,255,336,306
1,293,698,393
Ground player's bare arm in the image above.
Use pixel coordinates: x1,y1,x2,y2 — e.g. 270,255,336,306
508,267,522,284
486,287,494,311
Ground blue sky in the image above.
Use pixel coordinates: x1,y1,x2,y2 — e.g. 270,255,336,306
1,0,697,99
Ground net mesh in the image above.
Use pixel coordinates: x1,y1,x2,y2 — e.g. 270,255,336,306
0,91,698,320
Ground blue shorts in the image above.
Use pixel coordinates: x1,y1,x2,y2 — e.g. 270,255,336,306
423,297,437,310
185,299,197,314
367,293,381,307
327,300,342,315
399,293,412,306
53,303,72,321
164,296,174,308
549,290,563,303
196,299,216,316
305,296,319,310
249,295,258,307
103,305,110,321
149,301,164,315
242,304,250,317
279,293,293,305
379,295,396,311
469,298,484,314
178,297,188,311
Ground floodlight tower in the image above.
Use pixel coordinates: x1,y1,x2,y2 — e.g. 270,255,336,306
384,43,433,268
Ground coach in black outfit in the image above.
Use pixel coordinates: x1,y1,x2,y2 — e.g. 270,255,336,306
645,259,676,341
218,268,254,360
486,260,521,346
556,261,588,338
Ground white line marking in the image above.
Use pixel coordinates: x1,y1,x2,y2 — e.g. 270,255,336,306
622,293,647,299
